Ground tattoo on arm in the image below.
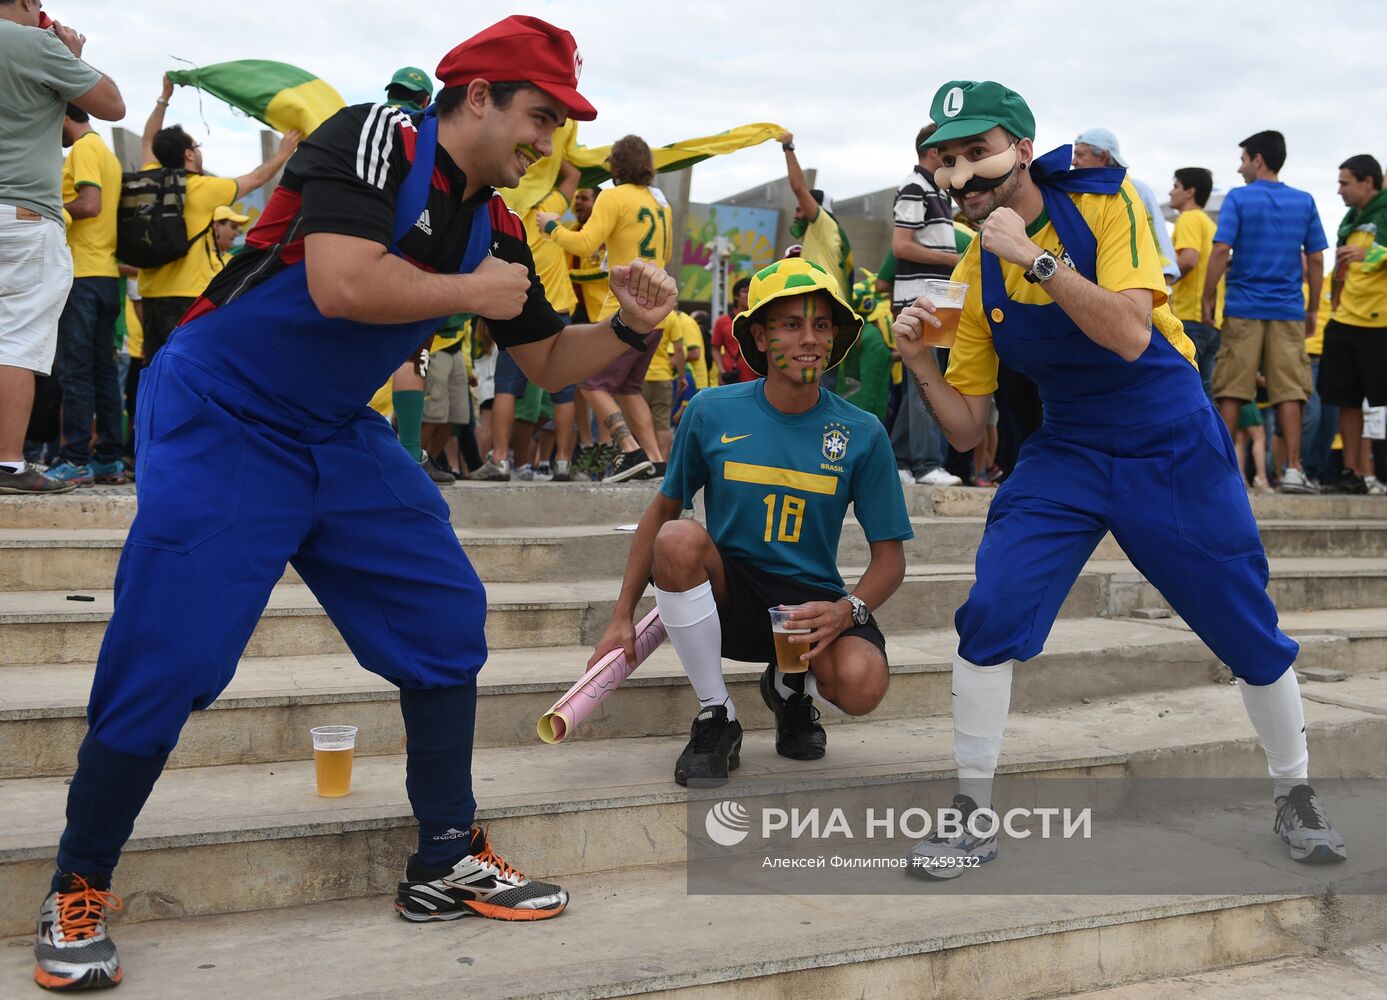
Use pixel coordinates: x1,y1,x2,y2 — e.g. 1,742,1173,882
915,377,951,437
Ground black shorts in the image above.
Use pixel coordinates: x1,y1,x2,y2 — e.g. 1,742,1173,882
716,550,887,664
1318,320,1387,407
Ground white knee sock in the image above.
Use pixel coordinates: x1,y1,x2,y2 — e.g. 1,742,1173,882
805,672,845,715
654,582,733,720
953,654,1014,808
1238,669,1309,798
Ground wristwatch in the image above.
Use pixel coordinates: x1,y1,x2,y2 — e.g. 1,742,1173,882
781,142,795,153
609,310,649,351
1024,250,1059,284
843,594,870,626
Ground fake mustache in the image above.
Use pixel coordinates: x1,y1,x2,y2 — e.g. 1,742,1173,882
934,145,1020,194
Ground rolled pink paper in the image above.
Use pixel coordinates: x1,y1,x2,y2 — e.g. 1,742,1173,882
537,608,667,744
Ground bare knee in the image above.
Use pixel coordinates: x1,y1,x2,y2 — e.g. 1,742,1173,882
652,519,714,590
817,653,888,716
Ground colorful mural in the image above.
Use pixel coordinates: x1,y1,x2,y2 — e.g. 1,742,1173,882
679,203,781,302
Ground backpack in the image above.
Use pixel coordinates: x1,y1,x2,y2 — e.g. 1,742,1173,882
116,167,209,269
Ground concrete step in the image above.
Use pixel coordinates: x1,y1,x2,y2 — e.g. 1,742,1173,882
6,518,1384,592
3,872,1383,1000
4,481,1385,531
3,675,1385,936
5,612,1385,777
1065,942,1387,999
0,566,1111,666
5,555,1385,667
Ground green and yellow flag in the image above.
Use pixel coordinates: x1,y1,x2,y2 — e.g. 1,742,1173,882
166,60,346,137
501,122,786,215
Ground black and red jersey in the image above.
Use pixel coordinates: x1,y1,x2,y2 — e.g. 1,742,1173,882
189,103,562,349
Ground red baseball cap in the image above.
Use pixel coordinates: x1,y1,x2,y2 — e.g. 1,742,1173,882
436,15,596,122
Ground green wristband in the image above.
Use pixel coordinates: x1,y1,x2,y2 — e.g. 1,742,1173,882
544,220,559,235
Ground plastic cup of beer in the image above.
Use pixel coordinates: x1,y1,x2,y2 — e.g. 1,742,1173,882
769,606,811,674
920,278,968,348
311,725,357,798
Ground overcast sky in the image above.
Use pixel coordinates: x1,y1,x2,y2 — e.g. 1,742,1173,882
60,0,1387,242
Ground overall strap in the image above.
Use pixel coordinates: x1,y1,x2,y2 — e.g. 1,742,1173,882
388,105,492,275
1038,184,1099,283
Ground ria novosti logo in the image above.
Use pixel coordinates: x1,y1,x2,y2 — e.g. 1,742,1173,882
704,800,751,846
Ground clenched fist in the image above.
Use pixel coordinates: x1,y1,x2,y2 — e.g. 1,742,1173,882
610,259,677,333
464,255,530,320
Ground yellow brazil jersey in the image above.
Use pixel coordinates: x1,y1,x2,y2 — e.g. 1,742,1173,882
1304,281,1333,355
644,313,686,382
946,179,1195,396
800,209,847,298
1333,227,1387,328
567,232,609,322
523,190,577,315
1170,208,1224,326
124,285,144,359
137,167,238,299
680,311,709,390
62,132,122,279
548,184,670,319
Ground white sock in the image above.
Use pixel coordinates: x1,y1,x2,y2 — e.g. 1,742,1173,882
654,582,733,720
0,460,24,473
804,672,845,715
773,669,802,701
1238,669,1309,799
952,654,1014,809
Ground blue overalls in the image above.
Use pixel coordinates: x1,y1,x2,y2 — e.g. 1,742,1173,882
954,148,1298,684
88,107,493,756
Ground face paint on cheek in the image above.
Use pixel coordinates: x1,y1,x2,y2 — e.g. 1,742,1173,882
767,329,791,370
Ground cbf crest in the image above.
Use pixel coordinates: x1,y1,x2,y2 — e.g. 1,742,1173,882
822,421,850,462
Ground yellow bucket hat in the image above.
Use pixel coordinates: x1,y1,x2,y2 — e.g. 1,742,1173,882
732,258,862,377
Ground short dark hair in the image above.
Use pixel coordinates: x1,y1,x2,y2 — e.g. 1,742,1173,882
609,135,655,186
731,277,751,300
434,80,539,119
808,188,826,206
1173,167,1213,207
65,104,90,124
1239,130,1287,173
384,83,429,107
1340,154,1383,190
915,123,937,152
152,125,196,170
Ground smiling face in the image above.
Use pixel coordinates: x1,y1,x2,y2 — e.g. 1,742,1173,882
936,127,1031,224
572,187,596,224
473,83,566,189
752,291,837,387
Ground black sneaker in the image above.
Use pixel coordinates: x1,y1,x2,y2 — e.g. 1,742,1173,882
394,825,569,922
604,447,655,483
0,464,78,495
674,705,743,787
1322,471,1367,495
759,664,826,760
33,874,123,990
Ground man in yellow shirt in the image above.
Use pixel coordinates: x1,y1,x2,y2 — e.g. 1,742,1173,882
46,105,127,487
1319,154,1387,494
537,136,670,481
895,80,1344,876
1169,166,1223,398
135,75,299,362
778,131,853,299
641,312,687,464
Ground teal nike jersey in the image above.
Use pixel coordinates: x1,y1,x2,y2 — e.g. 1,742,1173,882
661,381,913,593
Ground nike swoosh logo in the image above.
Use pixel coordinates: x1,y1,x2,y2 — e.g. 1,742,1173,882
721,433,752,443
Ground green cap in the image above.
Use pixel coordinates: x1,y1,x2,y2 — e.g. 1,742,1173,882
387,66,435,97
920,80,1035,149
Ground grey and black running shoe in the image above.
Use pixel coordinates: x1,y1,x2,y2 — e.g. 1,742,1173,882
908,793,999,880
674,705,743,787
34,874,122,991
394,826,569,922
1274,784,1347,863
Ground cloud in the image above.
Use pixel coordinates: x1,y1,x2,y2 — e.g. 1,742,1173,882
65,0,1387,240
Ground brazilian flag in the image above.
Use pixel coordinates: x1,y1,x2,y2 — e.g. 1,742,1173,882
166,60,346,137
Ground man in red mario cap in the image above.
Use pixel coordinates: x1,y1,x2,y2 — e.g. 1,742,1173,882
34,15,677,992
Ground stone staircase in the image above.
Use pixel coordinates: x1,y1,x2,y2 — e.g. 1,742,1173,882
2,484,1386,999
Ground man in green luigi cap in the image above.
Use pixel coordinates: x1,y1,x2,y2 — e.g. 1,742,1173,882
589,257,913,787
385,66,435,112
893,80,1346,879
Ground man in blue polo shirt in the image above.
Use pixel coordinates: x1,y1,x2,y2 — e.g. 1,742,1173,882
1206,130,1328,493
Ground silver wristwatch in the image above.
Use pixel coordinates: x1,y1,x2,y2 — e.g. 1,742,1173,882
843,594,870,626
1024,250,1059,284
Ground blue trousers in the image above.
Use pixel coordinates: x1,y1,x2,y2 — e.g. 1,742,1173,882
88,351,489,756
56,277,123,467
956,404,1298,683
890,360,947,476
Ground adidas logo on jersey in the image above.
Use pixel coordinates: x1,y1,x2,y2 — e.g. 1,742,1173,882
432,827,469,841
415,209,433,236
